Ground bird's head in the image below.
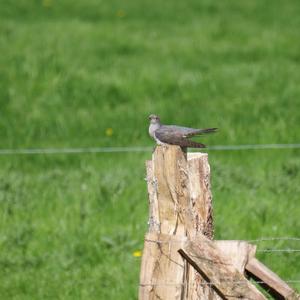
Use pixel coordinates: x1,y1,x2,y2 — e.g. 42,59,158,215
148,114,161,125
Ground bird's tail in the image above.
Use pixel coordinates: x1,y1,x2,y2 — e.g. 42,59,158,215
185,127,218,138
197,127,218,134
184,140,206,148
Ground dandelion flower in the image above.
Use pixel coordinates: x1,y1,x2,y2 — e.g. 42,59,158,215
105,128,113,137
133,250,142,257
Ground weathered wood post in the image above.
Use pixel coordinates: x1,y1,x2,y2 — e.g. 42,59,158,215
139,145,218,299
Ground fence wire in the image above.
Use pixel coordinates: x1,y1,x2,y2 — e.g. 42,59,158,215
138,280,300,300
139,280,300,286
257,249,300,253
144,237,300,254
0,143,300,155
139,280,300,300
249,237,300,242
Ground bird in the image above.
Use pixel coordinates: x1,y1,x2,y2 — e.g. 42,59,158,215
148,114,217,148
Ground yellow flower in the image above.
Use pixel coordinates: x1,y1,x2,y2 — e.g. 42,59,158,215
42,0,52,7
133,250,142,257
116,10,126,18
105,128,113,137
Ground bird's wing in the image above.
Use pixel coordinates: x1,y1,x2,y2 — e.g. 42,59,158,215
155,126,185,144
155,126,206,147
156,125,217,141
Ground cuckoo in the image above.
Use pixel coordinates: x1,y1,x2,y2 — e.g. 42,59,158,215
148,114,217,148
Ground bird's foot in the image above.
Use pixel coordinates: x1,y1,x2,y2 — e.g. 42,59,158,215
156,143,168,149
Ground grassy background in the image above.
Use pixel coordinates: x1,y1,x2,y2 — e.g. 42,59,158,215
1,0,300,299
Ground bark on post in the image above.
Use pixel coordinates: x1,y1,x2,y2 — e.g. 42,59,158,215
185,153,218,299
151,145,193,236
187,153,213,239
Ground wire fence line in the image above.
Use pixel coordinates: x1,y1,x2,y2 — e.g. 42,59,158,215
139,280,300,286
257,249,300,253
0,146,151,155
249,237,300,242
145,237,300,244
0,143,300,155
139,281,300,300
144,237,300,254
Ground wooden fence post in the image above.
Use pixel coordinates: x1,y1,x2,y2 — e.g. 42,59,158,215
139,145,218,299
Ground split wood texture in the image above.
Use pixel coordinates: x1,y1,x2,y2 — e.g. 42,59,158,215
139,232,187,300
139,145,218,300
179,237,266,300
179,238,300,300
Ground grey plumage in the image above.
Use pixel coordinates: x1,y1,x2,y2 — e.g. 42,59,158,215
148,114,217,148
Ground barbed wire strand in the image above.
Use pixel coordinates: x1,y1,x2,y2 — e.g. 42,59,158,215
257,249,300,253
139,279,300,286
139,282,300,300
139,283,299,300
145,237,300,244
139,280,300,300
144,238,300,253
249,237,300,242
0,143,300,155
0,146,151,155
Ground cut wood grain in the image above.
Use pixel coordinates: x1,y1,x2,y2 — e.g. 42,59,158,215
139,232,187,300
186,152,220,299
215,240,256,273
187,152,213,239
152,145,193,236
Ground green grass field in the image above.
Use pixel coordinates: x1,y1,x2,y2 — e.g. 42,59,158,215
1,0,300,299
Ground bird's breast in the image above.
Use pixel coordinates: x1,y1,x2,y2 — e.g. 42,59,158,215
149,124,160,138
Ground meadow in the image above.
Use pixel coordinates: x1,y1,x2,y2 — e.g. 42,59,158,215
0,0,300,299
